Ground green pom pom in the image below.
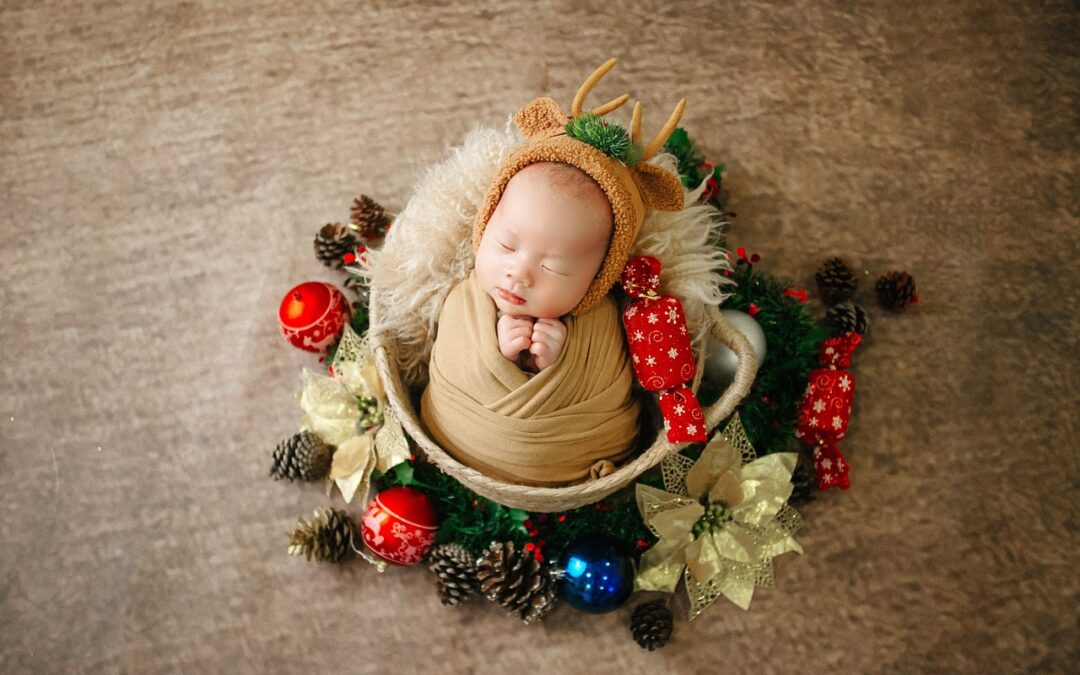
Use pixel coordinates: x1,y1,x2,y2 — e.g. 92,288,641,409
565,113,640,165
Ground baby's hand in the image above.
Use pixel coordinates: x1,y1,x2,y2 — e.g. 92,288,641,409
497,314,534,362
528,318,567,371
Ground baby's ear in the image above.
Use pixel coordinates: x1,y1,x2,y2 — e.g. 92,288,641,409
631,163,685,212
514,97,570,142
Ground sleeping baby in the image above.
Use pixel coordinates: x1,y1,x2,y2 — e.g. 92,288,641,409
419,58,687,487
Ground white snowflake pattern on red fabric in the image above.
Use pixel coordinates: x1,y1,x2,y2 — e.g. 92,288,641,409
839,375,851,391
673,404,685,416
832,416,843,429
813,400,826,413
621,256,707,443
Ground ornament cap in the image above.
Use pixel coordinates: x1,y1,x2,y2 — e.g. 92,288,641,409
621,255,662,299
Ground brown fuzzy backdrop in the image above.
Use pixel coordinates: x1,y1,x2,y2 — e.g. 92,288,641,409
1,1,1077,673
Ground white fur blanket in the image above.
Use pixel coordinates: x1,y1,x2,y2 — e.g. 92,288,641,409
364,118,735,388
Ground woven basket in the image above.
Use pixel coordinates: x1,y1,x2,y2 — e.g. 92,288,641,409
370,297,758,513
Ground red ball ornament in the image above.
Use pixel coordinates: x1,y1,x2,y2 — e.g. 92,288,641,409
360,486,439,565
278,282,351,352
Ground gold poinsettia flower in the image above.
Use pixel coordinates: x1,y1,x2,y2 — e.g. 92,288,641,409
635,413,802,619
296,323,410,507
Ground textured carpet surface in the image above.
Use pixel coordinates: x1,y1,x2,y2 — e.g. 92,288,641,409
2,1,1077,673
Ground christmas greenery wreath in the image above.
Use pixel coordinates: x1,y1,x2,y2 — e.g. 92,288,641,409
272,127,917,648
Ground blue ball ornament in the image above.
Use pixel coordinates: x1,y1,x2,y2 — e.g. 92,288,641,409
558,538,634,613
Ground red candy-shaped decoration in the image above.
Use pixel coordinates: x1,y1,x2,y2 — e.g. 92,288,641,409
360,486,439,565
795,332,862,491
278,281,351,353
621,256,707,443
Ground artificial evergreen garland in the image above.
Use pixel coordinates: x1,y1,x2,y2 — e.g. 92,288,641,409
712,260,832,457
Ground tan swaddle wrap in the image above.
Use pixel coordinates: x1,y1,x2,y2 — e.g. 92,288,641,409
420,271,641,486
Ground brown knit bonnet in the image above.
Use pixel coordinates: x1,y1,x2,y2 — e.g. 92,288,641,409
472,58,688,316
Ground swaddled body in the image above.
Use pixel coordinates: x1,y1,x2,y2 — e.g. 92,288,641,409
421,269,640,486
421,162,641,486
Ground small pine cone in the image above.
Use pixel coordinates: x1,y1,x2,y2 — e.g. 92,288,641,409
630,601,674,651
825,301,869,337
875,270,918,311
270,430,332,482
349,195,393,240
815,257,858,305
288,507,356,563
314,223,360,270
788,449,818,507
476,541,557,624
428,543,481,606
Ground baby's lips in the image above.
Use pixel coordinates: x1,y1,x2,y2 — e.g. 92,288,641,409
498,288,527,305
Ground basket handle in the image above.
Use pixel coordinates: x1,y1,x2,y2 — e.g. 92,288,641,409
700,305,759,431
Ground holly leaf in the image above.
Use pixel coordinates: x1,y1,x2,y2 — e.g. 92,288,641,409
388,462,415,486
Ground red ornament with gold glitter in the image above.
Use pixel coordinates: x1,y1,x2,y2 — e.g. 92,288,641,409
278,281,351,353
795,331,862,490
360,486,439,565
620,256,707,443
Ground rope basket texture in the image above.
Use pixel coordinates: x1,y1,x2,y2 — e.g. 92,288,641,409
370,300,759,512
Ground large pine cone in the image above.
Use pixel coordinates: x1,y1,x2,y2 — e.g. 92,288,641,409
825,301,869,337
287,508,355,564
875,270,918,311
630,601,674,650
270,430,332,482
427,543,480,606
350,194,393,240
815,257,858,305
314,222,359,270
476,541,556,624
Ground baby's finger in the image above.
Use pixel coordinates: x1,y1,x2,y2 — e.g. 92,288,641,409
507,335,531,353
531,323,565,346
509,325,533,342
529,340,551,357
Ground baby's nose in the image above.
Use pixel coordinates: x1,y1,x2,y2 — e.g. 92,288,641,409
507,266,532,288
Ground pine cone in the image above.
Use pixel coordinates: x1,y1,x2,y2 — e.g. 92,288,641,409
825,301,869,337
788,449,818,507
875,270,918,311
476,541,556,624
428,543,481,606
270,430,332,482
288,507,356,563
815,257,858,305
350,194,393,240
314,223,360,270
630,601,673,650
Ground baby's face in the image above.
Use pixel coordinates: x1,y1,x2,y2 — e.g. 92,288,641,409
476,163,612,319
